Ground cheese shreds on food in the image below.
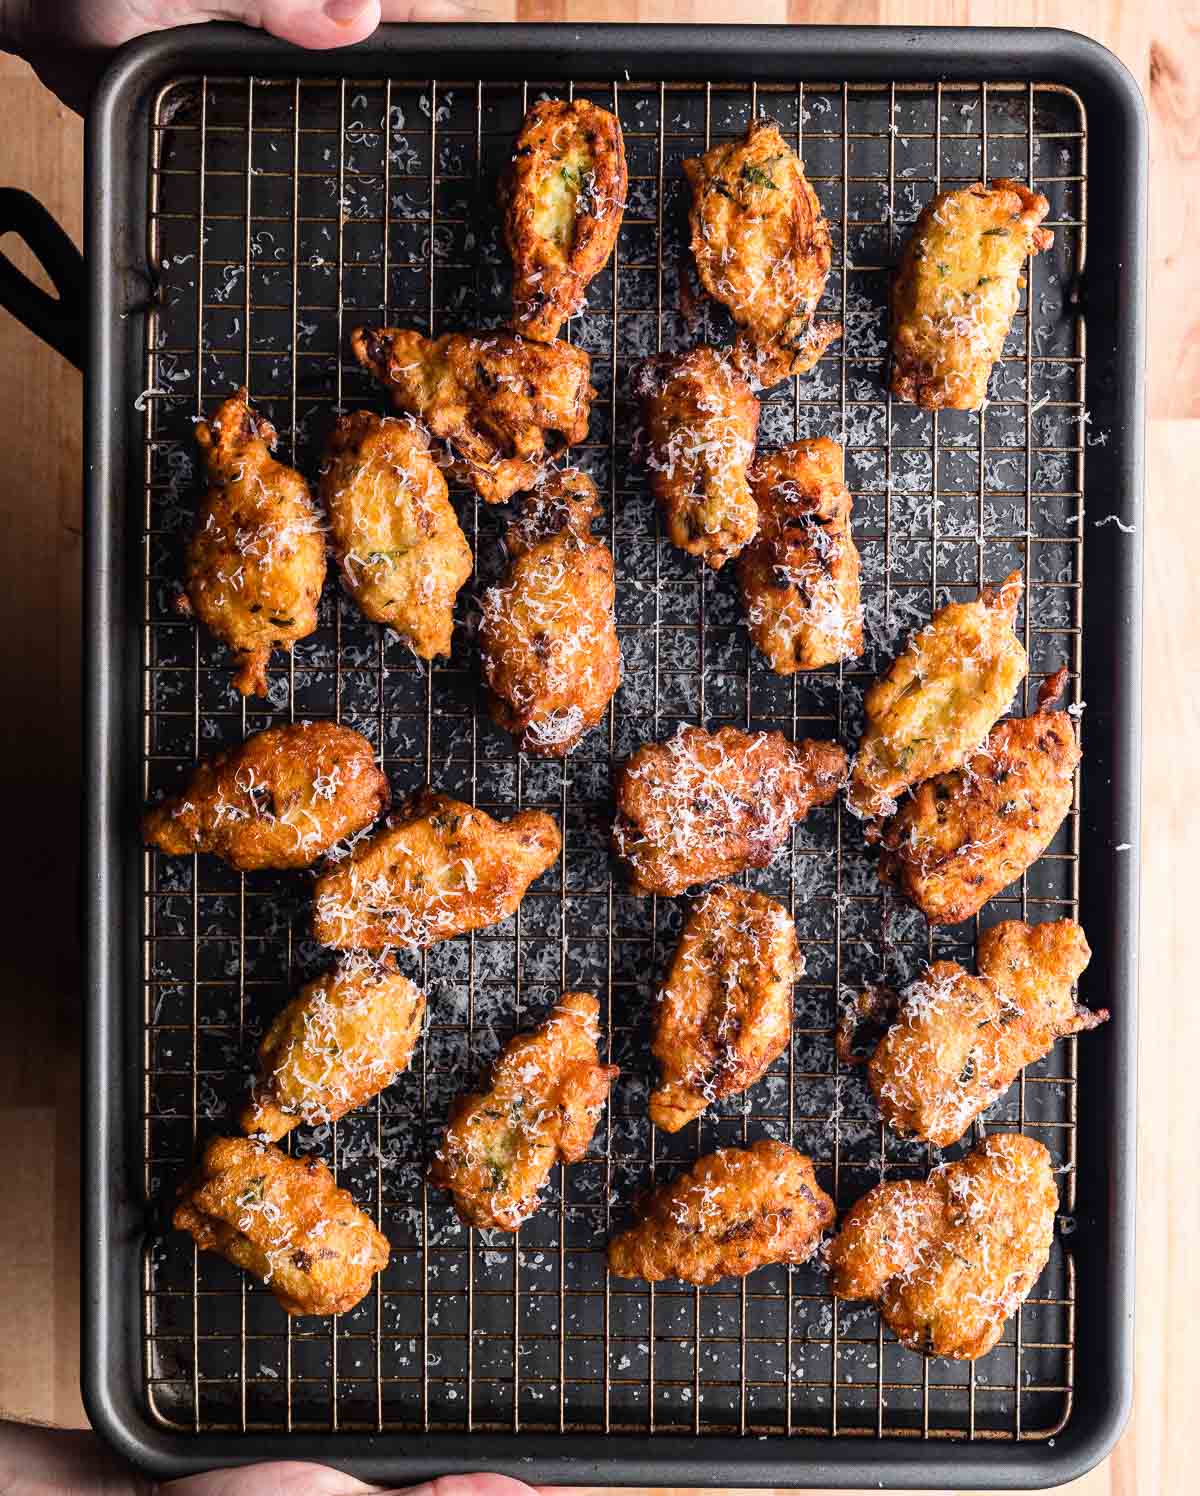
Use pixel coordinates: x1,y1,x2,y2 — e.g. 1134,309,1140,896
649,883,801,1132
737,436,864,672
183,387,326,697
318,410,472,660
429,991,618,1231
890,178,1054,411
683,119,843,387
634,346,760,570
479,467,621,756
608,1139,834,1285
142,720,388,872
173,1135,389,1316
312,788,561,951
848,569,1028,820
242,953,427,1142
613,723,848,897
828,1132,1057,1360
843,919,1103,1148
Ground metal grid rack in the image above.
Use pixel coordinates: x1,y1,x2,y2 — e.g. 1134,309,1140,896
139,73,1088,1443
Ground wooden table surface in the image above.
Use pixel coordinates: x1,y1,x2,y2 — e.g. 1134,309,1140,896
0,2,1189,1492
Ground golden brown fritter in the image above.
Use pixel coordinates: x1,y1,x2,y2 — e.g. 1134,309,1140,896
844,919,1103,1149
479,468,621,756
500,98,627,343
848,570,1028,821
318,411,472,659
828,1132,1057,1360
142,721,388,872
607,1139,834,1285
180,388,326,697
684,119,842,387
312,788,561,950
429,991,618,1231
891,178,1054,411
351,325,596,504
649,884,800,1132
633,346,760,569
241,955,426,1143
878,668,1080,924
736,437,864,673
172,1136,389,1316
613,724,848,897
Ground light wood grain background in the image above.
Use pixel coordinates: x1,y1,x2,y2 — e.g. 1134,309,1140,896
0,2,1189,1492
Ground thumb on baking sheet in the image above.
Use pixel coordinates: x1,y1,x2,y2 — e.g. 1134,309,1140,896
216,0,503,52
5,0,505,114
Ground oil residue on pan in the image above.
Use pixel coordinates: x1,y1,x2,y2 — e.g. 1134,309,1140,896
139,75,1089,1440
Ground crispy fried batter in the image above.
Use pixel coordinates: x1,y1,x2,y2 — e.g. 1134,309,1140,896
878,667,1080,923
479,468,621,756
848,570,1028,820
500,98,627,343
182,388,326,696
613,724,848,897
172,1136,389,1316
633,346,760,569
649,884,800,1132
851,919,1103,1148
351,326,596,504
891,178,1054,411
142,721,388,872
312,788,561,950
736,437,864,672
429,991,618,1231
607,1139,834,1285
241,955,426,1142
828,1132,1057,1359
318,411,472,659
684,119,842,387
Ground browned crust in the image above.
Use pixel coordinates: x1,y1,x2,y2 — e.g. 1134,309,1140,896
141,721,389,872
737,436,864,672
684,119,841,384
861,919,1103,1148
876,672,1080,925
186,387,325,696
648,883,800,1131
173,1136,389,1316
480,468,621,757
607,1139,835,1285
890,179,1053,411
633,345,761,569
612,724,848,896
351,325,596,503
827,1133,1057,1359
500,98,628,342
429,991,618,1231
311,788,562,950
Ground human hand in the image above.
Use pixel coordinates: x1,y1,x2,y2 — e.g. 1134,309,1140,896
0,0,500,115
1,1419,543,1496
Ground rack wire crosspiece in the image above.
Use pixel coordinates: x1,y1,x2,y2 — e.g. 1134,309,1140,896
140,74,1088,1443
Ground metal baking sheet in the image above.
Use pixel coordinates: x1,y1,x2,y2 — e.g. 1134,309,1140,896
84,25,1144,1488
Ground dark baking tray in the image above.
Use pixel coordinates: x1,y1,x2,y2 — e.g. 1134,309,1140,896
64,22,1144,1489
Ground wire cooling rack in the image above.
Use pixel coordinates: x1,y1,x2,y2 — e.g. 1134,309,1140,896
139,73,1088,1442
